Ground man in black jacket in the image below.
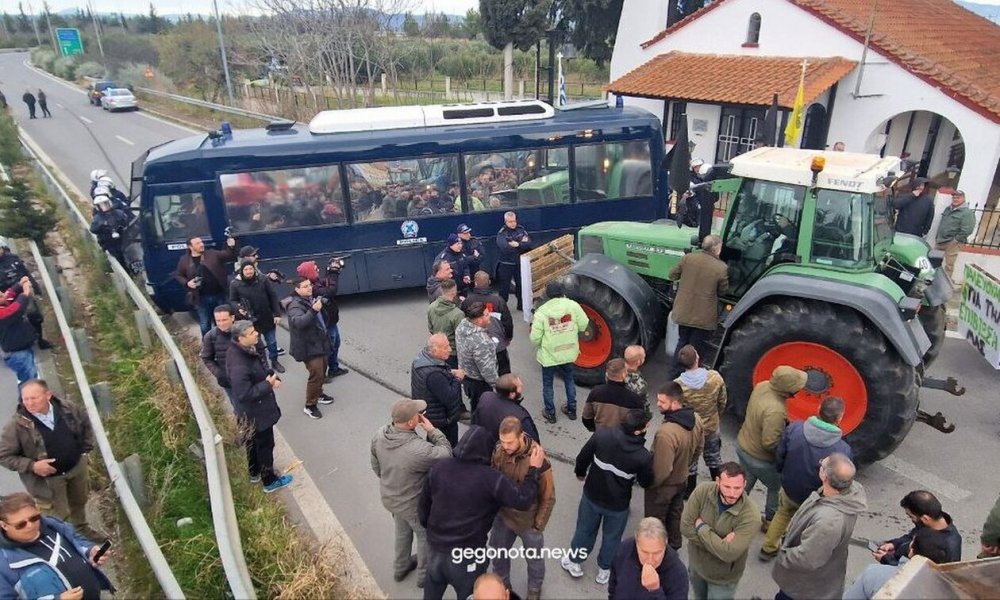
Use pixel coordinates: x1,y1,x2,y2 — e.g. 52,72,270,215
0,279,39,385
419,425,545,600
609,518,688,600
472,373,539,444
495,212,533,310
437,234,471,294
226,320,292,493
411,334,466,447
874,490,962,565
297,259,349,379
457,224,483,276
284,277,334,420
175,235,237,335
89,195,130,268
462,271,513,375
200,305,238,408
893,177,935,238
563,409,653,584
230,259,284,373
0,242,51,350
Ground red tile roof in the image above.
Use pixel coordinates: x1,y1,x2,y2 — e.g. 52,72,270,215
606,52,857,107
640,0,1000,122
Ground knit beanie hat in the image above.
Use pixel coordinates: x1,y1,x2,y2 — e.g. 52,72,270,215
296,261,319,281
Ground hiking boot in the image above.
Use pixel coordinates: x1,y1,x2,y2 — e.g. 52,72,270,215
263,474,293,493
271,359,286,374
542,410,557,424
394,555,418,582
560,555,582,578
758,548,778,562
561,404,577,420
303,405,322,419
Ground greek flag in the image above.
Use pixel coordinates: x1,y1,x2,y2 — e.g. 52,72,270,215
558,72,567,107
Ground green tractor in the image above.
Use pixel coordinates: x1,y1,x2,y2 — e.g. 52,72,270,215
554,147,956,464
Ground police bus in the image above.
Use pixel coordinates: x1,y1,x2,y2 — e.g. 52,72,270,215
130,99,665,311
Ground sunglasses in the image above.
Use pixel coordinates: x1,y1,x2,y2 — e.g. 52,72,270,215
4,513,41,530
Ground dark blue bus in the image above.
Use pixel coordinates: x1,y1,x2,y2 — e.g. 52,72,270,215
131,100,665,311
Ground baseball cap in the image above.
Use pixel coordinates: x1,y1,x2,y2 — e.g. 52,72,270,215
391,399,427,423
239,245,258,258
457,224,472,234
447,233,461,245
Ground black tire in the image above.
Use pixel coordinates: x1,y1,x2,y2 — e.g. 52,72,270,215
918,305,946,369
720,299,919,464
556,273,640,386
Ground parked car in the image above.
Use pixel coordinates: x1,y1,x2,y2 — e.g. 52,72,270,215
101,88,138,112
88,80,116,105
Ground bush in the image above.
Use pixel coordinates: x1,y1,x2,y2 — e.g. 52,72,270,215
74,60,106,80
0,179,58,245
52,56,77,80
117,63,176,93
30,48,58,74
0,114,22,167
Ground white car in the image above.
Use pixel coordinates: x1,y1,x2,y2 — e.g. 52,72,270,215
101,88,138,112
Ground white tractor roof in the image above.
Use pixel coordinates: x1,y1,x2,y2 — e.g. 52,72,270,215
729,147,901,194
308,100,555,135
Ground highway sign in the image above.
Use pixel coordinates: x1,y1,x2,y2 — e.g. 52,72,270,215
56,28,84,57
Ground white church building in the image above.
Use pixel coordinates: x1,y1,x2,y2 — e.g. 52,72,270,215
608,0,1000,232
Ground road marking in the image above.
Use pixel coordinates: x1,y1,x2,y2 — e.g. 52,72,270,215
79,115,92,124
115,135,135,146
56,103,64,109
876,455,972,501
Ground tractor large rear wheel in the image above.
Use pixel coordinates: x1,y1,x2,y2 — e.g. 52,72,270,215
918,305,946,369
556,273,641,386
720,299,919,464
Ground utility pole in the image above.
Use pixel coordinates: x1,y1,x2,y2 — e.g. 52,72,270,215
25,0,42,46
43,1,56,51
87,0,107,75
213,0,235,107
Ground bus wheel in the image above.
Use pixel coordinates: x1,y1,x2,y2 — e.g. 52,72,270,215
720,299,918,464
556,273,640,387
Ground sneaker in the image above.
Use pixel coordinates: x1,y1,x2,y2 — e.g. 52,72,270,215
758,548,778,562
271,359,286,374
36,339,54,350
249,474,261,484
542,410,557,424
394,555,418,582
263,474,293,493
303,405,323,419
596,568,611,585
560,555,583,578
318,394,335,405
328,367,349,378
276,346,287,356
561,404,577,420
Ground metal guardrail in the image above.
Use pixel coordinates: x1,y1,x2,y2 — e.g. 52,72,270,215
17,135,258,599
135,87,283,123
969,206,1000,249
28,240,185,599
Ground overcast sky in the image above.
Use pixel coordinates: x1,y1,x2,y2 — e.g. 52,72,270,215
1,0,481,16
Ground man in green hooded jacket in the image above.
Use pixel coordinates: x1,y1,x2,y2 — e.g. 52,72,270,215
530,281,588,424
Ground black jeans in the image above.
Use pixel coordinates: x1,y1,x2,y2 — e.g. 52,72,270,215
672,325,713,378
462,378,493,412
495,262,522,309
439,421,459,448
496,349,511,376
246,426,276,485
423,545,488,600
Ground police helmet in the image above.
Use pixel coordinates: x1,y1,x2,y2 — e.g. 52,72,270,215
97,176,116,189
93,194,112,208
90,169,108,182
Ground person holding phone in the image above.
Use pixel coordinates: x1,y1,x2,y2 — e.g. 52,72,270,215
0,492,113,599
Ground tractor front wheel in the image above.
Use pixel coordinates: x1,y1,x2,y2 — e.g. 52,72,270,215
555,273,641,387
720,299,919,464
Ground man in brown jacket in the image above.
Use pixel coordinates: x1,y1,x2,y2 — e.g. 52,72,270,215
735,365,806,530
669,234,728,377
581,359,646,432
489,416,555,600
645,381,703,551
675,344,727,498
0,380,95,529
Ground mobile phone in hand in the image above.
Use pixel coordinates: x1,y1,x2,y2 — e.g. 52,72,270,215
867,540,880,553
93,539,112,562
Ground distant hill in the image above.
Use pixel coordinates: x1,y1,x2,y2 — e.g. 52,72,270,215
956,1,1000,24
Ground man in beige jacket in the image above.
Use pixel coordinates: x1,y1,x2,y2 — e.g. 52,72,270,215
735,365,806,530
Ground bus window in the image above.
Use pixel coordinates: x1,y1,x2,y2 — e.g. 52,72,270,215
153,192,210,241
573,141,652,203
345,156,460,222
220,165,345,233
463,148,570,211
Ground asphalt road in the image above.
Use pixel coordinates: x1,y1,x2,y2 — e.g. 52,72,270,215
3,51,998,599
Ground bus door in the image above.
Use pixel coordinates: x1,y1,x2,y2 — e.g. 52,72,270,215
142,182,214,310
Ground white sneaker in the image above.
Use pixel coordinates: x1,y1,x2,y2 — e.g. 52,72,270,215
596,568,610,585
561,555,583,578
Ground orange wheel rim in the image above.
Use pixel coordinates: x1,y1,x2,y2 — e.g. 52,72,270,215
753,342,868,434
577,304,613,369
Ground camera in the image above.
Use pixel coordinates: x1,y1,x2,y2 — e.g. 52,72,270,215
266,268,286,281
327,256,348,274
223,226,235,238
318,297,329,305
0,265,21,292
191,276,203,288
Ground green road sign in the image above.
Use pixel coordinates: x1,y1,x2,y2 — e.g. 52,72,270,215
56,28,84,57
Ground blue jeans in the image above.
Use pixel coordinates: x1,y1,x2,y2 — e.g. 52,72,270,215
4,349,38,384
568,493,629,570
196,293,225,336
261,328,278,360
541,363,576,414
327,324,341,370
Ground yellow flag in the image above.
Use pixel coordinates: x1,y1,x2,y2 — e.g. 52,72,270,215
784,71,806,146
